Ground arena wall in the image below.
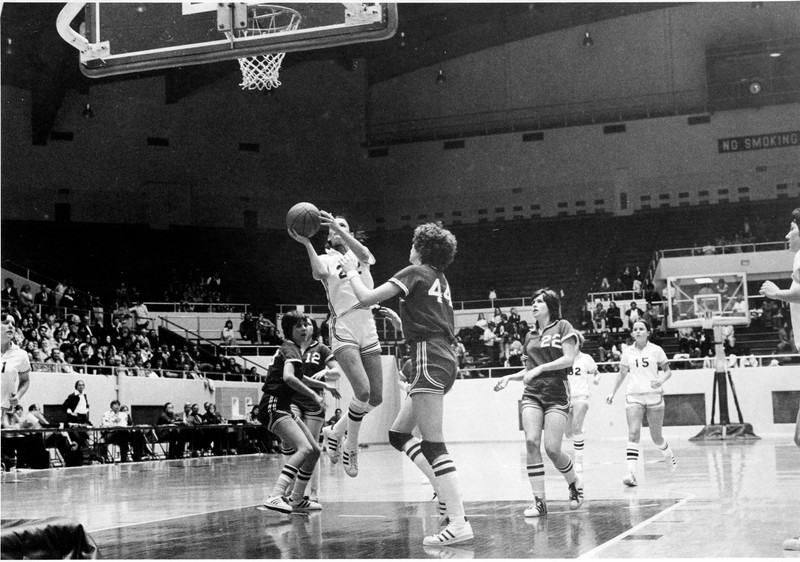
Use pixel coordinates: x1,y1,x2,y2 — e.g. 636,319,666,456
18,361,797,446
2,4,798,230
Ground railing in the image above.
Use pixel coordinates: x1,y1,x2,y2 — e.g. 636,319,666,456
30,362,265,382
145,302,249,314
458,352,799,378
656,240,789,259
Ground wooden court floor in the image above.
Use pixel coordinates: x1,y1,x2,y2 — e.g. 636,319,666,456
1,436,798,559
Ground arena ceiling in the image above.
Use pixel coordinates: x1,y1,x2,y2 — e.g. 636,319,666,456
0,2,677,142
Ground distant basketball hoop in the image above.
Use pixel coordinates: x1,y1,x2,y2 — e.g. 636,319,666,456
229,5,302,91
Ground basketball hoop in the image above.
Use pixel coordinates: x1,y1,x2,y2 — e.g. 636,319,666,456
231,5,302,91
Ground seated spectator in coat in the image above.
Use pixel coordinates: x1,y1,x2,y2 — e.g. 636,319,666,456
238,313,257,343
593,303,607,333
156,402,186,460
625,301,642,330
606,301,623,332
577,303,593,333
2,278,19,308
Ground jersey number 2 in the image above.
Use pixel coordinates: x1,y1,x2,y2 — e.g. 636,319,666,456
428,279,453,306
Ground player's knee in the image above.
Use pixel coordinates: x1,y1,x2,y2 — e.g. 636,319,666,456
420,441,448,465
388,431,413,452
543,442,562,461
628,429,641,442
524,433,541,452
368,394,383,408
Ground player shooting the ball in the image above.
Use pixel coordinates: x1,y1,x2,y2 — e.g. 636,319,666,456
288,209,384,478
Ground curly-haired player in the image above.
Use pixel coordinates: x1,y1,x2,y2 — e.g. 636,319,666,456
340,223,473,547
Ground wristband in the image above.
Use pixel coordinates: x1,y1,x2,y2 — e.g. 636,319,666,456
346,271,358,279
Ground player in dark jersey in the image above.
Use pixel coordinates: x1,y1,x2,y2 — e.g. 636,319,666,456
494,288,583,517
259,311,341,514
340,223,473,547
287,319,343,502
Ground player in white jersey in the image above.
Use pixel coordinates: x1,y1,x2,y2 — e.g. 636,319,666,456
565,332,599,474
1,319,31,428
289,211,383,478
606,319,676,486
759,208,800,553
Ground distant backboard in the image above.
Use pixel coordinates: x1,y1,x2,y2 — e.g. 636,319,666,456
57,3,398,78
665,272,750,329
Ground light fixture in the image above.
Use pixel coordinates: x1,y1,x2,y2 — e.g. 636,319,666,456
3,38,12,56
582,31,593,47
81,103,93,118
748,80,763,95
769,51,781,58
398,31,407,49
436,69,445,83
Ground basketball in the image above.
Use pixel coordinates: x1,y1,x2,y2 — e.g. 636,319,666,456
286,202,321,237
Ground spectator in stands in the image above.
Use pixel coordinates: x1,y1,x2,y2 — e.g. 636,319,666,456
633,266,644,297
238,312,257,343
2,278,19,308
201,403,227,456
625,302,642,331
600,276,610,291
33,284,54,314
606,301,623,333
611,277,626,299
482,322,498,365
60,286,76,311
17,284,34,314
454,336,467,369
488,286,497,303
643,283,659,306
620,266,633,291
641,303,659,332
593,302,607,333
492,307,505,325
576,303,593,333
474,312,488,331
221,320,238,348
130,298,151,333
101,399,143,462
507,333,523,367
715,278,730,296
518,320,530,340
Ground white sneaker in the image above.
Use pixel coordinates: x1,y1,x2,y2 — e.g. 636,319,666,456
342,449,359,477
423,521,474,546
322,427,342,464
667,454,678,473
290,497,322,512
523,496,547,517
783,537,800,550
262,495,292,514
623,473,638,487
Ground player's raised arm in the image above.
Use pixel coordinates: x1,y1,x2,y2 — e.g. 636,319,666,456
320,210,375,265
288,228,328,280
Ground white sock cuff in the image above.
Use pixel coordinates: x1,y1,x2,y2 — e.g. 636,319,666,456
350,398,370,412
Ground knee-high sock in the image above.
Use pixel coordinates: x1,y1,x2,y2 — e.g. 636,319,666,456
290,467,314,502
527,462,546,500
272,464,299,497
573,433,585,464
432,454,466,525
555,453,578,484
309,458,321,497
344,398,373,451
656,439,674,458
627,442,640,474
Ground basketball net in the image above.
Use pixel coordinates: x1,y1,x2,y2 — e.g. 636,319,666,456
233,5,302,91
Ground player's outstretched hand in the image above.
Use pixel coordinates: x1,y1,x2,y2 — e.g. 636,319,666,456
760,280,779,299
287,228,309,244
319,210,340,231
493,377,508,392
592,374,601,385
326,385,342,400
339,253,359,273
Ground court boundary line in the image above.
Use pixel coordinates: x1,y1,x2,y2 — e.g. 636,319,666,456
577,492,696,559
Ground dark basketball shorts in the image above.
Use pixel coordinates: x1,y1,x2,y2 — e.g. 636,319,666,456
406,338,457,396
257,394,298,433
521,377,571,417
293,393,325,421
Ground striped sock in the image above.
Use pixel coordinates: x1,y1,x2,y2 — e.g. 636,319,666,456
527,462,546,500
657,439,673,458
272,464,299,497
432,455,466,525
290,467,313,503
573,433,585,464
627,442,639,474
404,438,438,485
344,398,372,451
555,454,577,484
